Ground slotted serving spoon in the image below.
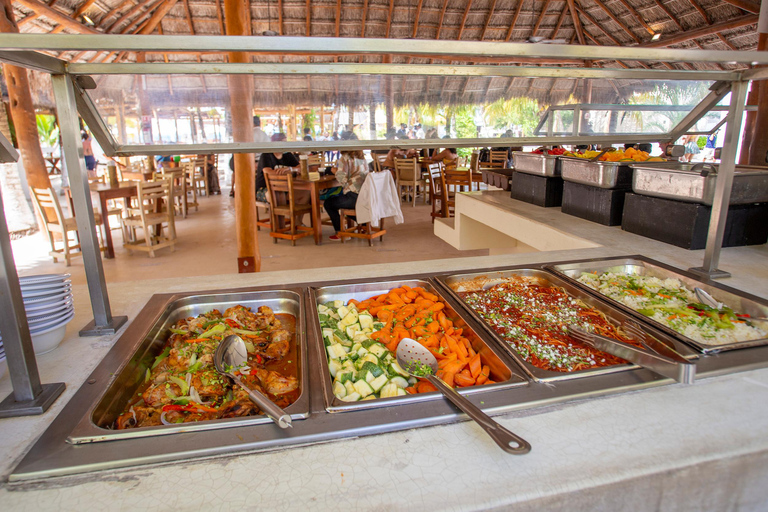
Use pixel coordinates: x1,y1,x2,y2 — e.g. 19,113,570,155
396,338,531,454
695,288,768,322
214,334,292,429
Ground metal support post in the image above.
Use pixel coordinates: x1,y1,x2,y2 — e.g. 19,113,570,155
0,184,65,417
51,74,127,335
572,106,581,137
689,80,749,280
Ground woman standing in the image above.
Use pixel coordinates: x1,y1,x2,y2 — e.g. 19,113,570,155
325,149,368,241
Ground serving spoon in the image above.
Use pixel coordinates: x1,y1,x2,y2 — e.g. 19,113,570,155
214,334,292,428
694,288,768,322
396,338,531,454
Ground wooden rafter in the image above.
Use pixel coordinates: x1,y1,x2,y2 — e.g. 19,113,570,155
182,0,195,34
412,0,423,38
157,24,174,94
614,0,654,36
505,0,526,42
97,0,133,28
645,14,757,47
687,0,738,50
386,0,394,39
457,0,473,41
50,0,99,34
215,0,224,34
14,0,100,33
361,0,368,37
106,0,156,33
551,5,569,39
721,0,760,14
278,0,283,35
651,0,682,31
480,0,498,41
306,0,311,36
574,4,620,46
435,0,448,40
588,0,640,43
17,14,40,26
335,0,341,37
532,0,552,37
568,0,586,45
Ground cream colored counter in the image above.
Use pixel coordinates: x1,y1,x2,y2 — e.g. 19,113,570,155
1,246,768,511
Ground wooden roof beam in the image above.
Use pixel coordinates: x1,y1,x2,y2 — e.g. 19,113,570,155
480,0,498,41
644,14,757,47
589,0,640,43
505,0,526,41
97,0,133,29
458,0,473,41
614,0,655,36
551,5,569,39
386,0,394,39
17,13,40,26
687,0,738,50
50,0,99,34
532,0,552,37
306,0,311,36
361,0,368,37
278,0,283,35
574,4,621,46
568,0,586,45
335,0,341,37
14,0,100,33
105,0,156,33
215,0,224,34
721,0,760,14
182,0,195,34
435,0,448,39
412,0,424,38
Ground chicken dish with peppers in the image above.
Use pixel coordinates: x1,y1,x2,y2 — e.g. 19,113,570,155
115,305,300,429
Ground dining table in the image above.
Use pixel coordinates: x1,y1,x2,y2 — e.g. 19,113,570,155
90,181,139,259
292,173,339,245
45,156,61,174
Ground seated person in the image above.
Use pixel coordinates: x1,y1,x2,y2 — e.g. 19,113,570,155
382,148,419,168
256,133,300,202
430,146,458,165
325,150,369,242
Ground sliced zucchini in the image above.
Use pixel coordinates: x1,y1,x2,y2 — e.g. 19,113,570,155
353,380,374,398
344,380,356,395
359,314,374,329
380,382,399,398
389,376,409,389
368,343,388,359
340,392,361,402
396,388,408,396
360,353,379,366
337,370,354,384
389,361,410,377
332,381,347,398
328,359,342,378
370,374,389,393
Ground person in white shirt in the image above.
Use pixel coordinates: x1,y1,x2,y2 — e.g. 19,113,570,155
231,115,271,197
415,123,425,139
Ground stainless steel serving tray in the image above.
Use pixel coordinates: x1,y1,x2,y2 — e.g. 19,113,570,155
67,289,310,444
547,257,768,354
560,156,634,189
631,163,768,205
434,268,696,382
309,279,528,412
512,152,561,177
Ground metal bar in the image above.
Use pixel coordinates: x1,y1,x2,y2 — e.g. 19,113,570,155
739,67,768,81
690,80,749,279
0,50,66,73
51,74,127,335
65,62,739,81
0,129,19,163
667,81,732,141
572,105,581,136
71,78,119,157
112,134,667,157
0,35,767,65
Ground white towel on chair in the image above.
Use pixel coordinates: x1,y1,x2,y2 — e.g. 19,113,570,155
356,171,404,227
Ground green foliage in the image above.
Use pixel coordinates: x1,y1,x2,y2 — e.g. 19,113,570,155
627,81,713,132
36,114,59,147
453,105,477,139
697,136,707,149
483,97,540,136
302,109,316,133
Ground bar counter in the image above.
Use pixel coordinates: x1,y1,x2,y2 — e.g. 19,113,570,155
1,246,767,510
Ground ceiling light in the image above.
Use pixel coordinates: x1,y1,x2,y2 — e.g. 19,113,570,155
81,15,94,26
651,33,661,41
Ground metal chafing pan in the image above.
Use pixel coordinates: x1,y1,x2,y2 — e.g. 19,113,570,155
434,268,696,382
630,162,768,205
547,257,768,354
560,156,635,189
512,152,561,177
308,279,528,413
67,289,309,444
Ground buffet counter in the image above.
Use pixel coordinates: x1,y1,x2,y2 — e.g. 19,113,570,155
1,246,768,510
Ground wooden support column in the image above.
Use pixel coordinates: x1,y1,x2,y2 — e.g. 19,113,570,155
225,0,259,273
369,101,376,139
135,53,155,170
745,0,768,165
320,105,325,133
0,0,50,192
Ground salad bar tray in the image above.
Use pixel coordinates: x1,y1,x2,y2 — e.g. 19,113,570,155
512,152,561,177
433,268,696,382
67,288,311,444
308,279,527,412
548,257,768,354
630,163,768,205
560,157,634,189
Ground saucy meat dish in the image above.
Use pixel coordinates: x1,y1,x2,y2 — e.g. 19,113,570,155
115,305,299,429
458,277,641,372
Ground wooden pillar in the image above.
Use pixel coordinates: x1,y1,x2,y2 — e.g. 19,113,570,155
0,0,50,191
369,102,377,139
347,107,354,132
289,105,296,140
320,105,325,133
225,0,259,273
197,108,207,142
135,53,155,171
747,3,768,165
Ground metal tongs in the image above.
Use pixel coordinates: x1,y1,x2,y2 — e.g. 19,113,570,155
569,323,695,384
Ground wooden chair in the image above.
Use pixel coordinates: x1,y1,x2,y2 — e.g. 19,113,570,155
393,157,426,207
181,162,199,213
337,170,389,246
264,170,314,246
307,154,323,167
160,168,188,218
31,186,105,266
442,167,473,217
122,178,177,257
426,163,447,223
488,150,508,168
255,200,271,231
194,156,210,196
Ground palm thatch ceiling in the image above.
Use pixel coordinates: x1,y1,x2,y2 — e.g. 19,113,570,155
9,0,763,109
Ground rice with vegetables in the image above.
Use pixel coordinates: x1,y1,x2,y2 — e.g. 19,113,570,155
577,272,767,345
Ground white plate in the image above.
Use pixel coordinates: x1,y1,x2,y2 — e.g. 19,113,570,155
32,324,69,355
29,309,74,333
21,283,72,299
25,299,73,318
28,305,74,327
20,280,71,292
23,289,73,307
19,273,70,285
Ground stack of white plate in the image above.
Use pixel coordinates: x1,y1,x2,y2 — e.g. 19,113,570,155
13,273,75,356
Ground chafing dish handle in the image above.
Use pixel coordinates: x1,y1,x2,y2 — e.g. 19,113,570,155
576,329,696,384
691,163,718,177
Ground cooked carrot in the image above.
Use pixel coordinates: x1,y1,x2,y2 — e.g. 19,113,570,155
405,386,417,394
348,299,361,307
454,373,476,387
437,312,451,330
469,354,482,379
441,371,455,387
427,320,440,334
390,287,406,295
476,365,490,385
420,291,439,302
484,380,496,385
417,381,438,393
428,302,445,313
412,325,429,337
405,290,419,300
